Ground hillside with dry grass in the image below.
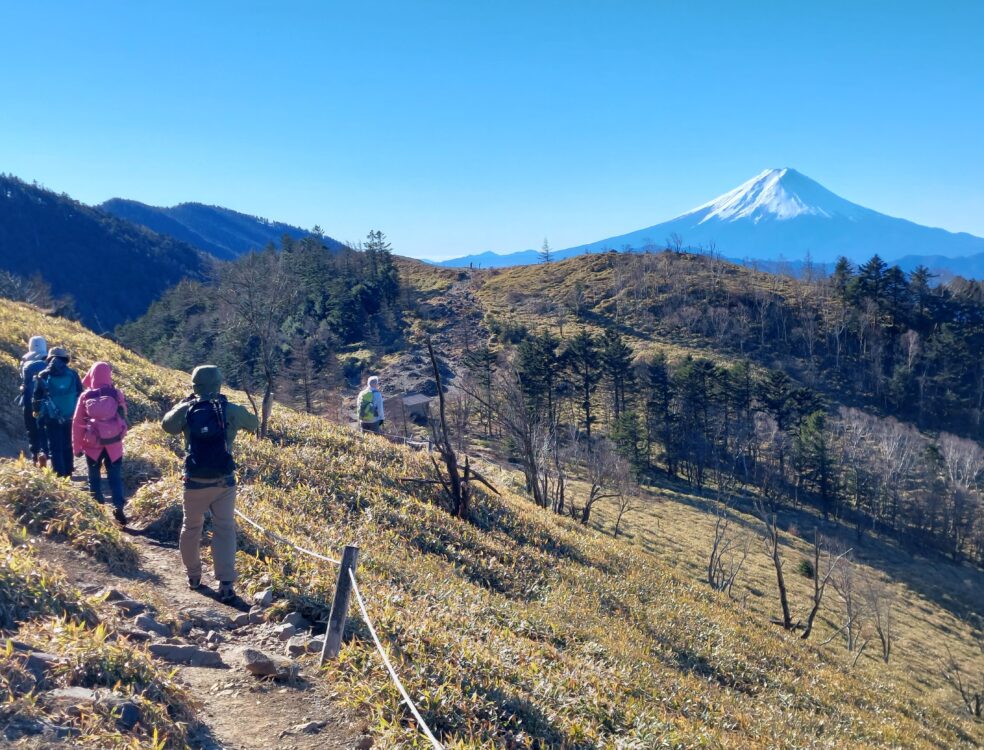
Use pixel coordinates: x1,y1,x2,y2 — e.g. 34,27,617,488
1,297,982,747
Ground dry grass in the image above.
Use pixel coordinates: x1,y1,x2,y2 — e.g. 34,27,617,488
584,476,984,727
1,297,981,748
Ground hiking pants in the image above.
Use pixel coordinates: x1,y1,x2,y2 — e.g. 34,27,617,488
361,420,381,434
23,404,44,459
180,480,237,583
86,450,125,510
45,420,73,477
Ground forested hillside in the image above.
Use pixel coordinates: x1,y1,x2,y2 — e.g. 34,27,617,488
117,231,402,428
0,175,209,330
101,198,345,259
0,297,979,748
466,251,984,565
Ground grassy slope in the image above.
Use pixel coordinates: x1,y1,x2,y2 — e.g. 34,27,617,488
0,298,980,748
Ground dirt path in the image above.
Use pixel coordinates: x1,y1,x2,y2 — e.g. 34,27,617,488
45,529,366,750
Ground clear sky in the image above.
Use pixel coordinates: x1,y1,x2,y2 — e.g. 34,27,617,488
1,1,982,260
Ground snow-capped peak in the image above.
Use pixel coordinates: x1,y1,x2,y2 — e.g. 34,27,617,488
681,168,867,225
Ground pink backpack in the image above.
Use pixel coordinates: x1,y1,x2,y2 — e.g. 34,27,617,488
81,387,127,449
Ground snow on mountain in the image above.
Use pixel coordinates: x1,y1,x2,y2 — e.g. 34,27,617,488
684,168,867,224
437,169,984,274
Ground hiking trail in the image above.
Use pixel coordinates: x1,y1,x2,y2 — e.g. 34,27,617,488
41,478,369,750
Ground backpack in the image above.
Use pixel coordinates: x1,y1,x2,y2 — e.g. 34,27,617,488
185,396,235,479
359,390,377,421
40,370,79,422
17,357,45,407
81,387,127,449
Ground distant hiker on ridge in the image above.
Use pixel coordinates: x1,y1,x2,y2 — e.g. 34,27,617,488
18,335,49,467
32,347,83,478
73,362,129,526
162,365,258,603
357,375,385,433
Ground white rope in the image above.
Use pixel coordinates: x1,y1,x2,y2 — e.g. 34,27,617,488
348,568,445,750
233,508,342,566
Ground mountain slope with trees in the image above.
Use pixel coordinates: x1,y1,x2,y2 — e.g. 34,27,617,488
0,175,209,330
101,198,345,259
117,230,403,429
466,250,984,566
0,296,979,748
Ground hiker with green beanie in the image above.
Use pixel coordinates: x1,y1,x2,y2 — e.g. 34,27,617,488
162,365,258,603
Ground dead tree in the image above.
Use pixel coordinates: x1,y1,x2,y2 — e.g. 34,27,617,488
800,531,851,640
864,575,895,663
827,555,868,654
758,503,795,630
613,491,634,539
424,338,497,519
707,505,750,598
578,439,628,525
939,638,983,718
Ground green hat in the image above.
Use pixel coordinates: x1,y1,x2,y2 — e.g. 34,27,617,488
191,365,223,396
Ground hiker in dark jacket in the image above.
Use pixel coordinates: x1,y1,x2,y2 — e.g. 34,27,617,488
32,347,83,478
162,365,258,602
18,335,49,466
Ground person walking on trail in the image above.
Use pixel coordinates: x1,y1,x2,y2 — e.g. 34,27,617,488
72,362,129,526
32,347,83,478
18,335,49,467
357,375,385,433
162,365,258,603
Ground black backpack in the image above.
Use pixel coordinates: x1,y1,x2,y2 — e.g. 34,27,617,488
185,396,235,479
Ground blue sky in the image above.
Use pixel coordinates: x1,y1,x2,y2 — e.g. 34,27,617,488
1,1,982,260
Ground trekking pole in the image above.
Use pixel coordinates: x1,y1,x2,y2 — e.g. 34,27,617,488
320,544,360,664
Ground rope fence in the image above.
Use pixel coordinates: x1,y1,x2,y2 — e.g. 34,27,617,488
233,508,342,566
232,505,445,750
349,568,445,750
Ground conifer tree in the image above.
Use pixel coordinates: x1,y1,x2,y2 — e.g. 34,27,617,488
564,329,601,438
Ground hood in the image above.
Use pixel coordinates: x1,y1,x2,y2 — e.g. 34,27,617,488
25,336,47,359
83,361,114,389
191,365,223,396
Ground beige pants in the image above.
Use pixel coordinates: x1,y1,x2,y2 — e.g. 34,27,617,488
180,483,237,582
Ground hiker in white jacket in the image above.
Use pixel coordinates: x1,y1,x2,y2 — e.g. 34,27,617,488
357,376,385,433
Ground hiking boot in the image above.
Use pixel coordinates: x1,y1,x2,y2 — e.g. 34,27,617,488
188,575,201,590
113,507,127,526
217,582,236,603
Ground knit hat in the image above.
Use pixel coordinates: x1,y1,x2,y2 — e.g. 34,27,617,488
27,336,47,357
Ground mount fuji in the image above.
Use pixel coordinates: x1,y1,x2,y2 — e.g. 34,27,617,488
437,169,984,274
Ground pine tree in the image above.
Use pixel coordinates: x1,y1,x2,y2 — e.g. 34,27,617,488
539,237,553,263
564,329,601,438
599,327,634,418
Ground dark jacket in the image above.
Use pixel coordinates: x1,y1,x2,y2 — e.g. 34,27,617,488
18,353,47,407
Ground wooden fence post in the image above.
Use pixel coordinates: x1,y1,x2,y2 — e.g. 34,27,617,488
320,544,360,664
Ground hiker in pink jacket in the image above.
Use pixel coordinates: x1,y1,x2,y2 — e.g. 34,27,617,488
72,362,129,525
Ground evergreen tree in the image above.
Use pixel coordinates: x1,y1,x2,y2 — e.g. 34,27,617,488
795,411,838,519
830,256,854,301
599,327,634,418
539,237,553,263
564,329,601,438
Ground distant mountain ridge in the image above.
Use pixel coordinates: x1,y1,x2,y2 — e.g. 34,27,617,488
438,168,984,276
101,199,344,259
0,175,208,330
